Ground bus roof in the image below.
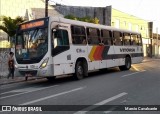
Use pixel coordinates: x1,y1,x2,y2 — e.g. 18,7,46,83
49,16,141,35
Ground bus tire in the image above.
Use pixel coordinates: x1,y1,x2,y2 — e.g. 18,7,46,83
74,61,85,80
119,57,131,71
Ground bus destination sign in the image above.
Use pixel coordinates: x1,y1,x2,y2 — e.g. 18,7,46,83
20,20,44,30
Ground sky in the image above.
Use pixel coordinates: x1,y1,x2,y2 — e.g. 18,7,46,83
49,0,160,32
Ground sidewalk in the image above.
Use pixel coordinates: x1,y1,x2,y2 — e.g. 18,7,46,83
0,57,159,85
0,76,43,85
143,57,160,62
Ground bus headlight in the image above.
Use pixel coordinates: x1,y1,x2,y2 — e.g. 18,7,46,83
15,64,18,68
40,58,49,69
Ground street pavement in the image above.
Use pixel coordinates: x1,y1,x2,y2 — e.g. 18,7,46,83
0,58,160,114
0,57,159,85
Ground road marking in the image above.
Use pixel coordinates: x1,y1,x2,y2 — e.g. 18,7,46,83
104,111,113,114
131,65,140,71
121,70,146,78
0,86,46,95
20,87,84,105
74,92,127,114
0,85,59,99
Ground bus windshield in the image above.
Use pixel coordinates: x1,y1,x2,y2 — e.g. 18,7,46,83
15,28,48,64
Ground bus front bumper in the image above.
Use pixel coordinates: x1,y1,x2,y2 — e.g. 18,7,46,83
15,65,53,77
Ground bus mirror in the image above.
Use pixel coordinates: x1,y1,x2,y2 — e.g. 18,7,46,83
52,28,57,33
54,38,58,48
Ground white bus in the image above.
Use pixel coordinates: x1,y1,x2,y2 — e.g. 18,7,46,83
15,17,143,80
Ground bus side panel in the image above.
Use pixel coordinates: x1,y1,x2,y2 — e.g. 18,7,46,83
113,45,143,66
87,45,116,70
88,45,100,71
53,50,74,76
131,46,143,64
71,45,89,70
100,60,107,69
106,46,117,68
53,45,89,76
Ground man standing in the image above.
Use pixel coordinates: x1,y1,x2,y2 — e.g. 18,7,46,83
8,52,15,79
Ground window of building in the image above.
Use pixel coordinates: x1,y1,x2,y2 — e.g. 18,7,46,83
135,25,139,32
71,25,86,45
113,31,123,45
128,23,132,30
87,27,100,45
124,33,131,45
101,29,112,45
115,19,120,28
122,21,126,29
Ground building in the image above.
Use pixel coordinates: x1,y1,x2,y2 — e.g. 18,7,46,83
111,9,152,57
0,0,61,48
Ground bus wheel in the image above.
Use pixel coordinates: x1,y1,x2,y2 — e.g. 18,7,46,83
119,57,131,71
47,77,56,82
74,61,84,80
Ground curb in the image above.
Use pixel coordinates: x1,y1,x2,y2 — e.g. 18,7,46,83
0,77,44,85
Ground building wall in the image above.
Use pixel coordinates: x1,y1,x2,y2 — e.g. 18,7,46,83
0,0,57,19
55,5,112,26
112,9,149,37
152,33,160,56
111,9,151,57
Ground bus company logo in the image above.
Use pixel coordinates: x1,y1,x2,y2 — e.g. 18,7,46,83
120,48,135,52
76,48,85,53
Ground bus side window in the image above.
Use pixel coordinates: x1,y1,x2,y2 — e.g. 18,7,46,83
71,25,86,45
123,33,131,45
131,34,138,45
101,29,112,45
113,31,123,46
87,27,100,45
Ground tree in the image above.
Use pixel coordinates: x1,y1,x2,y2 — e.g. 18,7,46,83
0,16,25,46
64,14,99,24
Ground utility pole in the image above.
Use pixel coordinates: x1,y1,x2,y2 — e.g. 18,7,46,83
45,0,48,17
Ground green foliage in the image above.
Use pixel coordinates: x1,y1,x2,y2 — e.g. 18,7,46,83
0,16,25,47
64,14,77,20
0,16,25,37
64,14,99,24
